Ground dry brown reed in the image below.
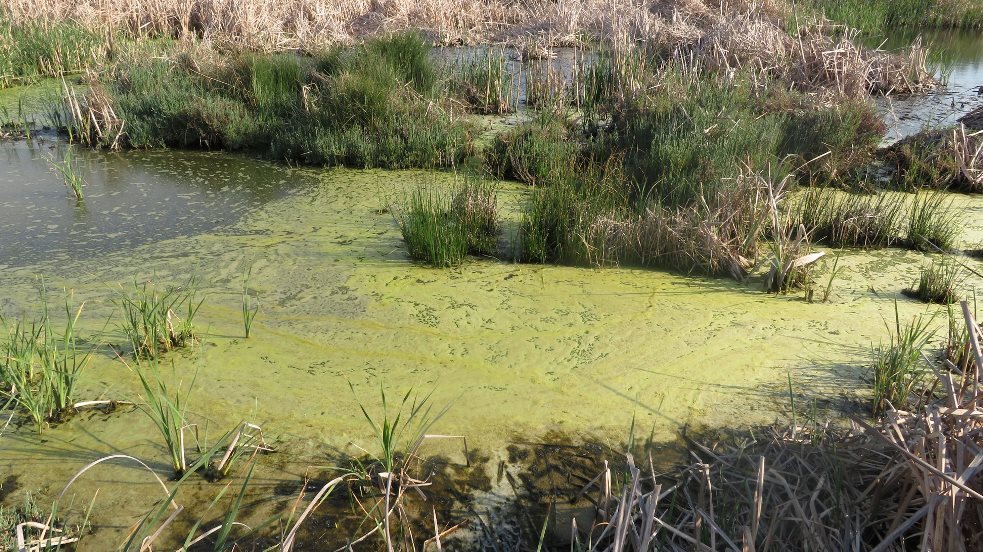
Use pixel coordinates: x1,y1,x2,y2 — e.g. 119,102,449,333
694,11,935,98
1,0,933,99
953,124,983,191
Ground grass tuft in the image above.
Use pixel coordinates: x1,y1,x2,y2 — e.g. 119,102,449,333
871,305,933,415
903,257,962,304
905,191,961,251
0,288,90,434
116,279,204,359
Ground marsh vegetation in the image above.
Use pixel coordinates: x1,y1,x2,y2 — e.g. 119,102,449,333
2,0,983,549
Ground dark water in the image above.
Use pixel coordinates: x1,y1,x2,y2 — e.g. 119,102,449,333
0,140,305,268
874,29,983,143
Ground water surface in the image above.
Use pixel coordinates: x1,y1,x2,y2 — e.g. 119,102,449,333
874,28,983,143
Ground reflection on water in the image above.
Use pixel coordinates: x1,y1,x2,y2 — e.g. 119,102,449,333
874,28,983,144
0,140,304,267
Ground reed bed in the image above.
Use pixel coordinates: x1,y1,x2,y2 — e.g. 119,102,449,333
68,33,476,170
2,0,934,101
903,256,963,304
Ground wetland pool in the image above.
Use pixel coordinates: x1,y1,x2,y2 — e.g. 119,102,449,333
1,137,982,547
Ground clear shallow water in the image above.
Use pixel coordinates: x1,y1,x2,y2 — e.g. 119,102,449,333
0,140,300,267
874,29,983,143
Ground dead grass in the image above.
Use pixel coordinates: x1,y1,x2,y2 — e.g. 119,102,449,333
2,0,934,99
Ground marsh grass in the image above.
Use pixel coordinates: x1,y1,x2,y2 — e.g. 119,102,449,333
393,179,499,267
44,146,85,200
0,290,91,434
116,279,204,358
785,188,904,248
0,20,106,88
903,257,962,304
451,177,499,256
486,113,579,187
75,33,476,170
905,191,961,251
807,0,983,34
871,305,934,414
393,188,468,268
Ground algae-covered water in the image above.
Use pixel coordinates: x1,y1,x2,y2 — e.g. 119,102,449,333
1,136,981,495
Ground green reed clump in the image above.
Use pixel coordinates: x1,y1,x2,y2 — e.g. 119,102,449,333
903,257,962,304
0,292,90,433
0,20,106,88
45,146,85,199
785,189,904,248
453,48,514,114
905,191,960,251
486,113,580,187
129,357,197,477
394,178,500,266
806,0,983,33
82,32,475,170
451,177,499,255
394,188,468,268
871,305,934,415
116,280,204,359
518,179,584,264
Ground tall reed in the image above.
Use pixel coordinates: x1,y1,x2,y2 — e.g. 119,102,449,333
44,146,85,200
241,265,259,339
